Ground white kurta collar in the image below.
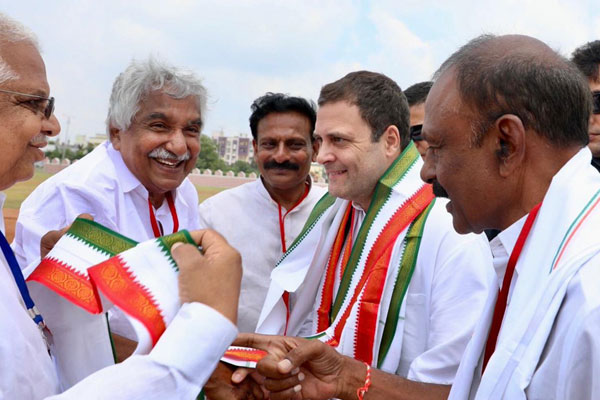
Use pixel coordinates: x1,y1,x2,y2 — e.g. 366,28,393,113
489,214,526,288
257,175,313,211
105,141,145,194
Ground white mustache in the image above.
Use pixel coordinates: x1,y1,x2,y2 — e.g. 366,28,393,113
148,147,190,161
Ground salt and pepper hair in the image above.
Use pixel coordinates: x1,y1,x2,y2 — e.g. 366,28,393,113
0,13,39,84
435,34,590,148
106,57,207,133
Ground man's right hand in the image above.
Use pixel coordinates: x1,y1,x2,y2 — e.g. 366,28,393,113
203,361,266,400
171,229,242,324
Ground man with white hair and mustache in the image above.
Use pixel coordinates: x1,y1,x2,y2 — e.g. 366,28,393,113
12,57,205,372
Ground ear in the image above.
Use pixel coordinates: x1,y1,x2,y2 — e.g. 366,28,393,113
109,126,122,150
252,139,258,162
494,114,526,177
311,136,320,162
381,125,401,157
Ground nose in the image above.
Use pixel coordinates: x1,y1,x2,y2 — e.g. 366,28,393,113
420,150,435,184
590,113,600,131
316,141,334,165
42,114,61,137
272,142,290,163
165,129,188,156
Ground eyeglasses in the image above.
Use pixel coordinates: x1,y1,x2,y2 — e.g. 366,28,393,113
0,88,55,119
593,91,600,115
409,124,424,141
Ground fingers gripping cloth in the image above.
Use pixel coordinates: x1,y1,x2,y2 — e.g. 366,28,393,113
28,218,196,354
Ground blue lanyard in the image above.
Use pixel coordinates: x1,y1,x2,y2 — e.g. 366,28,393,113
0,230,45,326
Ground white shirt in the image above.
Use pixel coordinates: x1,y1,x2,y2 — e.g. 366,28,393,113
14,141,201,270
1,201,237,399
198,178,326,332
488,218,600,399
301,199,495,384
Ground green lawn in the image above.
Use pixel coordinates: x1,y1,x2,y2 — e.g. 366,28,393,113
4,169,224,209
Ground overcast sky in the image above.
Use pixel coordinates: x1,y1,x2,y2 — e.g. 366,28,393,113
4,1,599,141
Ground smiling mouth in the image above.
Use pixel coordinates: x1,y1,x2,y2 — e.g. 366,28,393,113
152,158,184,168
327,169,347,177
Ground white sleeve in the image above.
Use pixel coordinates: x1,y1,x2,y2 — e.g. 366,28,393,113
47,302,237,400
407,234,494,384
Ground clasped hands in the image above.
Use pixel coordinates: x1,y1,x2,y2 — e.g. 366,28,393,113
205,333,363,400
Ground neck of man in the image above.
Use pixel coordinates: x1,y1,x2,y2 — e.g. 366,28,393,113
263,177,308,210
353,191,375,212
495,144,582,231
148,191,167,209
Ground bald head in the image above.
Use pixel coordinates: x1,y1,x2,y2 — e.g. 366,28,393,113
434,34,591,149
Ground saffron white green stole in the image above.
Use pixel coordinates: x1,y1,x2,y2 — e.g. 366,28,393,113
450,148,600,400
27,220,195,389
256,143,435,371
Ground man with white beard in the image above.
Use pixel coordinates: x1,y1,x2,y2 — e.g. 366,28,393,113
12,57,206,382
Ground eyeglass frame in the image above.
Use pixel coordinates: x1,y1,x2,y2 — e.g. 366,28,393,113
592,91,600,115
0,88,55,119
409,124,424,142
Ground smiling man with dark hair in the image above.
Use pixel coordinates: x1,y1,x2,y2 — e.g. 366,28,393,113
197,92,325,399
238,71,494,400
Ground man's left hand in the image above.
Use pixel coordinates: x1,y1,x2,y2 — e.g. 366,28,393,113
40,213,93,258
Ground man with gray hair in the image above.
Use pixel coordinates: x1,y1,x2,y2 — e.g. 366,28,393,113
13,57,206,384
0,12,242,399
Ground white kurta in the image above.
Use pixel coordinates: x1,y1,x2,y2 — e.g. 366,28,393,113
14,141,201,270
300,199,495,384
198,178,326,332
449,147,600,399
0,203,237,400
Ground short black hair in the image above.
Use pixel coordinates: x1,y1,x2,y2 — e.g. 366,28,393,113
249,93,316,141
571,40,600,82
318,70,410,149
404,81,433,107
436,34,590,149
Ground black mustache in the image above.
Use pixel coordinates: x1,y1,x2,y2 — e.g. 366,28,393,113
263,160,300,171
432,180,449,198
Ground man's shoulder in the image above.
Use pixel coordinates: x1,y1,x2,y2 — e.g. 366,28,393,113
24,145,115,203
418,198,492,272
198,180,261,210
423,198,486,245
41,144,114,187
306,184,328,203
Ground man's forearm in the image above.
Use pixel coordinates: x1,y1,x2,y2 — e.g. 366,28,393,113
336,356,450,400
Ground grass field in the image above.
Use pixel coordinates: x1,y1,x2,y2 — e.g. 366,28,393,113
4,169,225,209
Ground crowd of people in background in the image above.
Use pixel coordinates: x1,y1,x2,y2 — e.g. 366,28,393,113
1,10,600,400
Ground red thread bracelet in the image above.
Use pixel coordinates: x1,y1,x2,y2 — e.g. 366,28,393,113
356,362,371,400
